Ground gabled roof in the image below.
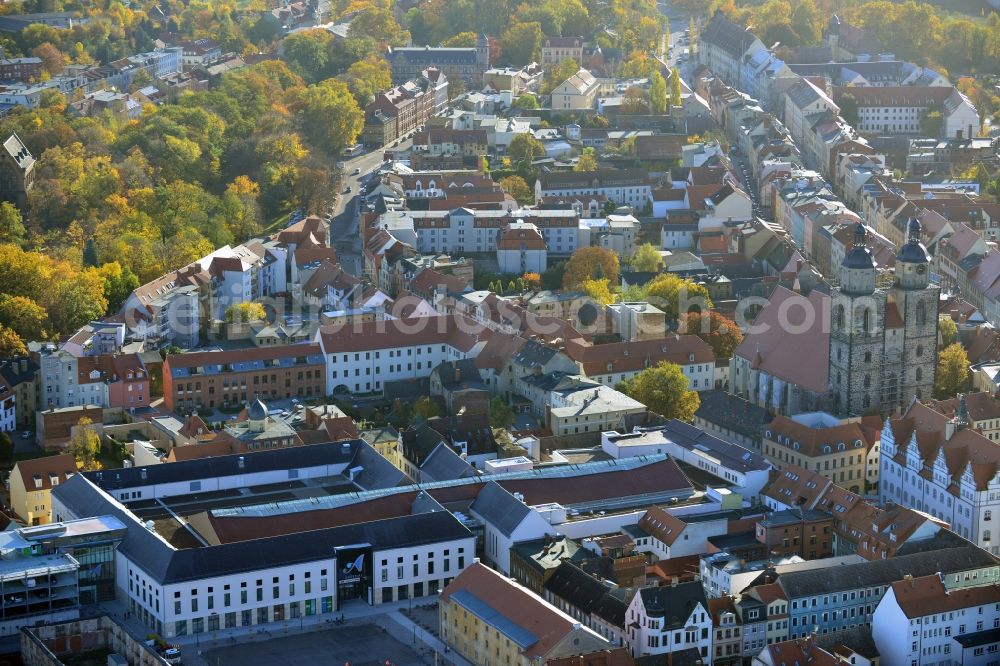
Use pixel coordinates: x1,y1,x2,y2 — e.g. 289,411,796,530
889,574,1000,619
635,581,708,630
470,481,532,537
13,453,76,494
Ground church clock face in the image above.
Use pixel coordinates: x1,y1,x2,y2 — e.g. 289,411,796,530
916,264,926,274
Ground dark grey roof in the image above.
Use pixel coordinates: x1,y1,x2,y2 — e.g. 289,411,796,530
635,648,704,666
85,441,362,491
419,442,475,482
694,389,773,441
896,238,931,264
389,47,478,65
248,396,268,421
815,626,880,659
954,627,1000,648
636,581,708,629
636,420,770,473
350,442,411,490
543,561,627,627
470,481,531,537
53,474,472,585
700,12,757,59
621,271,659,288
774,545,999,599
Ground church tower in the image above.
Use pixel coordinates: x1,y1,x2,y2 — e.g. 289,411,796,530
830,223,887,415
890,217,938,405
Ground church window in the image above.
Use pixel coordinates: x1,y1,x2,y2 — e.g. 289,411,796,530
864,351,872,363
916,368,923,382
916,345,923,358
863,395,871,409
862,309,871,333
836,305,845,330
916,303,926,326
864,375,871,388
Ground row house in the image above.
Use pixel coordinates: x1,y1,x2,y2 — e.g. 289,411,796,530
880,397,1000,554
872,574,1000,666
625,582,712,662
698,12,764,91
563,335,716,392
406,207,581,255
535,169,655,212
34,346,149,411
362,68,448,147
831,86,980,140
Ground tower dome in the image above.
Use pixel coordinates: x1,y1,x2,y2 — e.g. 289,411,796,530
248,395,268,433
896,217,931,264
842,222,875,270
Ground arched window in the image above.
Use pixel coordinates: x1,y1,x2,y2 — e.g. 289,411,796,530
916,368,923,382
864,375,871,388
836,305,845,330
917,302,926,326
916,345,923,358
862,308,871,333
864,351,872,363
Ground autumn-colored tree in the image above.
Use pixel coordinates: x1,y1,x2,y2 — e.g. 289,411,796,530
563,246,620,289
499,175,534,204
621,51,652,78
644,273,713,321
97,262,140,314
442,31,478,47
580,277,615,305
679,311,743,360
501,21,543,66
281,29,333,82
349,7,410,46
70,417,101,471
32,42,66,76
630,243,662,272
0,202,26,246
574,147,598,172
542,58,579,95
621,86,650,115
0,324,26,357
289,79,364,155
224,301,267,324
338,55,392,106
522,272,542,289
935,342,969,399
669,67,682,109
617,362,700,422
938,315,958,348
0,296,48,341
507,133,546,170
650,69,667,114
921,110,944,137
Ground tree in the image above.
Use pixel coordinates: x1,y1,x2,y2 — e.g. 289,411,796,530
921,110,944,137
97,262,139,314
644,273,713,321
679,311,743,360
622,52,652,78
631,243,662,272
499,175,534,204
939,315,958,348
580,277,615,305
32,42,66,76
669,67,682,109
839,91,859,127
290,80,364,155
281,30,332,82
935,342,969,399
0,432,12,466
0,323,26,357
649,69,667,114
442,31,478,47
489,396,515,428
69,417,101,471
617,362,700,421
0,296,48,341
413,395,441,419
621,86,650,115
82,237,99,267
507,133,546,170
0,202,26,246
542,58,579,95
225,302,267,324
349,7,410,46
574,147,598,172
501,21,543,66
513,93,539,110
339,55,392,106
563,247,620,289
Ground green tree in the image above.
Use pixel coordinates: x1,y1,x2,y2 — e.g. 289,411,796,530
939,315,958,348
507,133,546,170
617,361,700,421
513,93,539,110
413,395,441,419
281,29,332,82
339,55,392,106
489,396,515,428
574,147,598,172
921,110,944,137
650,69,667,114
349,7,410,46
97,262,139,314
442,31,478,47
225,302,267,324
631,243,662,272
644,273,713,321
542,58,580,95
935,342,969,399
0,323,26,357
501,21,543,66
0,432,12,466
82,237,99,267
839,92,859,127
679,310,743,360
70,417,101,471
499,175,534,204
563,246,619,288
0,202,26,246
669,67,682,109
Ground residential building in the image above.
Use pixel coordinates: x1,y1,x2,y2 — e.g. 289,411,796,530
872,574,1000,666
0,132,33,212
547,381,645,437
439,561,611,665
831,86,980,140
753,636,850,666
698,12,765,90
880,396,1000,553
535,170,654,212
0,356,37,429
542,37,584,67
762,412,880,495
933,391,1000,442
10,453,77,525
542,561,628,647
708,596,743,665
362,68,448,147
625,582,712,661
756,509,834,560
497,221,547,274
0,55,41,82
400,208,581,255
162,344,326,413
551,68,601,110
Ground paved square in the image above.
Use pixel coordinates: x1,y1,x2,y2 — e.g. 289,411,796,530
200,624,428,666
